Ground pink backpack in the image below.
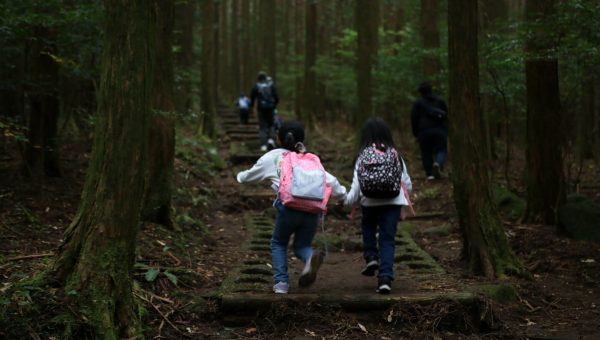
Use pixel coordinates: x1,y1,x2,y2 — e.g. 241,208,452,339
278,151,332,214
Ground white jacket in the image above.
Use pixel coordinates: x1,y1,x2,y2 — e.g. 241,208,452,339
236,148,347,200
344,158,412,207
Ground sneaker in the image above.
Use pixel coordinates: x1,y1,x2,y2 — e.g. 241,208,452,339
267,138,276,150
298,252,324,287
426,175,435,181
432,163,441,179
376,277,392,294
260,145,268,152
361,258,379,276
273,281,289,294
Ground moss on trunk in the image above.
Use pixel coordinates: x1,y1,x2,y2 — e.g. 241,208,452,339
52,1,156,338
448,0,527,279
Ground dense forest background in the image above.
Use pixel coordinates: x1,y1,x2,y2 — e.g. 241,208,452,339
1,0,599,339
2,0,599,153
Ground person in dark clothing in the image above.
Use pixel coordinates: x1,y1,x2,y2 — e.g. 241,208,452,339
250,72,279,152
410,82,448,180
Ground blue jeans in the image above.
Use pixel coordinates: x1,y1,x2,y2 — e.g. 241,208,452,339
271,200,320,284
418,127,448,176
361,205,402,280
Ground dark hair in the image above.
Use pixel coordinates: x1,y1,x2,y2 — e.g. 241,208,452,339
257,71,267,82
359,117,395,152
278,120,305,152
418,82,432,96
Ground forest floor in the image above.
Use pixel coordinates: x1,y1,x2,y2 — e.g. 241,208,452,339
1,108,600,339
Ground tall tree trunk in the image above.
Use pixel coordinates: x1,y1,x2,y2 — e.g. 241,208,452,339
303,0,317,127
355,0,380,127
213,0,221,105
523,0,566,226
448,0,525,278
174,0,195,116
420,0,440,88
52,1,155,337
579,77,595,159
142,0,176,230
24,26,61,178
241,0,252,93
219,0,230,98
200,0,216,136
231,0,241,94
263,0,277,80
479,0,509,168
294,0,304,119
280,0,291,66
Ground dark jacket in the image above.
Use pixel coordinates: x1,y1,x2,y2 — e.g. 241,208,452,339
250,81,279,111
410,94,448,138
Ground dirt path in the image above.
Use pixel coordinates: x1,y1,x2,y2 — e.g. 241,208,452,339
2,106,599,339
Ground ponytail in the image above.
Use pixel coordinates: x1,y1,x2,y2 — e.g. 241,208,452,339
278,120,306,152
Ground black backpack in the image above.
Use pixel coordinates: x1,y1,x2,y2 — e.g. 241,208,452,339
357,145,403,199
425,98,447,122
257,82,276,110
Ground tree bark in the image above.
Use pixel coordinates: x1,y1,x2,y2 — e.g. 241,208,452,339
263,0,277,80
231,0,241,94
420,0,440,88
174,0,195,116
219,0,230,98
142,0,176,230
200,0,216,137
294,0,304,119
241,0,252,92
303,0,317,127
579,77,595,159
448,0,526,278
523,0,566,226
355,0,380,127
52,1,155,337
24,26,61,178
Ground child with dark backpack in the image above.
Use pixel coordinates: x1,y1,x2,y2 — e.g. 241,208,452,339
344,117,413,294
236,120,347,294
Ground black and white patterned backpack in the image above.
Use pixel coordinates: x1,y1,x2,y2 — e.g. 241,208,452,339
357,144,403,198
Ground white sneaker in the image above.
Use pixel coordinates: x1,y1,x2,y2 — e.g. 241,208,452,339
260,145,268,152
267,138,276,150
426,176,435,180
273,281,289,294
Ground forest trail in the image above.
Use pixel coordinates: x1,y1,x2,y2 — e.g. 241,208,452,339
211,106,485,327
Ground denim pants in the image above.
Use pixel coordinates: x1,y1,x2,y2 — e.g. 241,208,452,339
361,205,402,280
258,108,275,147
418,127,448,176
271,200,320,284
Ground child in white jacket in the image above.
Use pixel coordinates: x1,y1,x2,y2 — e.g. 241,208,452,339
345,117,412,294
237,120,347,294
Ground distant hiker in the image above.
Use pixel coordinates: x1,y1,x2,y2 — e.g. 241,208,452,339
411,82,448,180
236,120,347,294
345,117,413,294
250,72,279,152
235,92,251,125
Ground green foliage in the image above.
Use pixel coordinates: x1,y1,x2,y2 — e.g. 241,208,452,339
473,283,518,303
0,115,28,142
492,186,525,222
144,268,160,282
143,268,178,286
0,0,103,84
559,194,600,242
